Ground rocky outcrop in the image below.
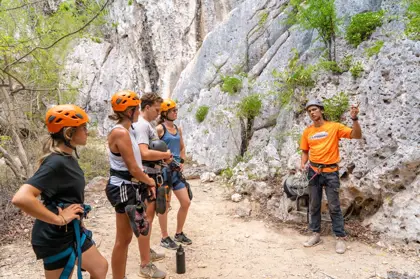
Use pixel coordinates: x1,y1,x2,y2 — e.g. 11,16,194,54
170,0,420,244
69,0,420,244
65,0,244,133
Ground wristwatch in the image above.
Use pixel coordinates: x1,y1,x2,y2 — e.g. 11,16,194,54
351,117,358,121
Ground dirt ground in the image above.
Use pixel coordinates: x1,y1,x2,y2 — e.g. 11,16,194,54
1,179,419,279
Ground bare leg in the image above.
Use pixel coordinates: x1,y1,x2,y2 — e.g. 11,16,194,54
45,268,69,279
158,191,172,238
80,245,108,279
137,199,156,266
173,187,191,234
111,213,133,279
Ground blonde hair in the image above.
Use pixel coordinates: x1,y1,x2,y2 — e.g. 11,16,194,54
38,134,72,165
38,125,79,165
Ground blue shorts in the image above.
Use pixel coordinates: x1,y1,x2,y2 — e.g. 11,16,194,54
163,168,186,191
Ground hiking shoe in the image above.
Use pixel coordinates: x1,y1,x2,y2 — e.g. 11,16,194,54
160,237,178,250
303,233,322,247
174,232,192,245
150,248,165,261
139,262,166,278
336,237,346,254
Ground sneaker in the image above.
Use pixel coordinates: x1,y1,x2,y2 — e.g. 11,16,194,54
303,233,322,247
174,232,192,245
150,248,165,261
139,262,166,278
160,237,178,250
335,237,346,254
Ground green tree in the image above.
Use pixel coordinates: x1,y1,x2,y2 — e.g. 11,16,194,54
236,94,262,156
345,10,384,47
0,0,111,180
287,0,339,61
271,49,315,109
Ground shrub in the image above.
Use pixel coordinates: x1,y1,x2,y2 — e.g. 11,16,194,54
349,61,364,78
221,75,242,95
286,0,338,61
365,40,384,57
405,0,420,40
323,92,349,122
221,168,234,179
272,49,315,107
340,54,353,71
346,10,384,47
195,105,209,123
317,60,343,74
237,94,262,119
78,137,109,181
258,11,269,27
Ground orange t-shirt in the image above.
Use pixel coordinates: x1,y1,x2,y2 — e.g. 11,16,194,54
300,121,352,165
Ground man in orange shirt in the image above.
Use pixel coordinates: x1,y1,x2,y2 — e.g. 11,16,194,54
300,99,362,254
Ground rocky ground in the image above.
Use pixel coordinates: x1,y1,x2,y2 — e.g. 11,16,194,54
1,178,419,279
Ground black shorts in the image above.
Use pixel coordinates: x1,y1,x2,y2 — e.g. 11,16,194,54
106,180,151,213
33,238,94,270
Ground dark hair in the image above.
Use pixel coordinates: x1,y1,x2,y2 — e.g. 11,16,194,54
140,92,163,111
157,113,166,125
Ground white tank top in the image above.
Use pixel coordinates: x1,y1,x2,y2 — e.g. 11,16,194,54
108,124,143,186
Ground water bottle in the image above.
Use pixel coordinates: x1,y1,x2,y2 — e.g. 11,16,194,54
176,245,186,274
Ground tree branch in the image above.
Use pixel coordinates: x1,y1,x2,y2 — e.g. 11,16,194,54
0,0,45,12
0,145,26,180
4,0,113,70
0,68,25,92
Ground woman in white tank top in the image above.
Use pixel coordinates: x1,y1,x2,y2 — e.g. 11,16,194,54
106,90,161,279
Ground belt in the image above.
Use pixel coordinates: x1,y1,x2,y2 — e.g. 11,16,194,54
110,168,142,184
309,161,338,172
143,165,162,174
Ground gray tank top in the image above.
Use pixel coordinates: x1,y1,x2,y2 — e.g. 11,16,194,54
108,124,143,186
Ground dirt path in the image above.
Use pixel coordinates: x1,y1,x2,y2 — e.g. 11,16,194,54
1,179,419,279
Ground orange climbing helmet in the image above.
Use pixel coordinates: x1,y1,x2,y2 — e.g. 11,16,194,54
45,104,89,134
111,90,140,112
160,99,177,112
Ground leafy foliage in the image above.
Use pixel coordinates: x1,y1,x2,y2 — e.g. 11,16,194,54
323,92,349,122
286,0,338,61
272,49,315,108
349,61,364,78
221,75,242,95
237,94,262,119
365,40,384,57
258,11,269,27
341,54,353,71
78,138,109,181
0,0,110,181
195,105,209,123
221,168,234,179
405,0,420,40
346,10,384,47
0,0,108,98
317,60,343,74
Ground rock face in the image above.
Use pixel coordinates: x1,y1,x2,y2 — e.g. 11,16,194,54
69,0,420,244
65,0,244,134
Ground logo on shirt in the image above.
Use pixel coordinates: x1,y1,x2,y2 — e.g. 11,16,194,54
310,131,328,140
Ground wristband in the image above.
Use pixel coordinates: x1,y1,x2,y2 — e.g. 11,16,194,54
351,117,358,121
59,214,66,225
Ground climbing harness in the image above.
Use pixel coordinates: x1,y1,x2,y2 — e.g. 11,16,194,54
43,203,92,279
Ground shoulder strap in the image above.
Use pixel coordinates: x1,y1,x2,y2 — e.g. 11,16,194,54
160,123,167,139
174,124,178,133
